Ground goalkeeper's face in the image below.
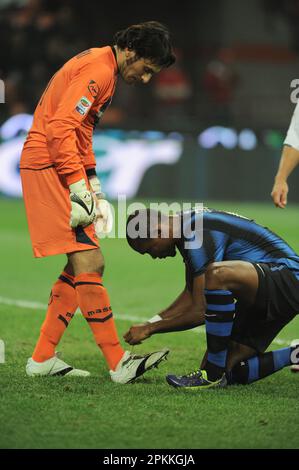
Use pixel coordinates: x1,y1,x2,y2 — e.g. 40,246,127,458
120,49,162,85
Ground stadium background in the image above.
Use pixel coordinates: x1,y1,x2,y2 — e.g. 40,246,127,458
0,0,299,450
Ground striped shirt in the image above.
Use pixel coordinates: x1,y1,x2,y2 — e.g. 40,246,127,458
178,208,299,280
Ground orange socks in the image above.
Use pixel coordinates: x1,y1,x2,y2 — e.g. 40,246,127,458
75,272,124,370
32,271,124,370
32,272,78,362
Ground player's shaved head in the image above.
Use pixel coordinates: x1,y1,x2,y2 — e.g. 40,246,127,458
126,209,162,249
126,209,178,259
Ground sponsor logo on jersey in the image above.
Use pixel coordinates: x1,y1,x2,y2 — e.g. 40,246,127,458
80,97,91,107
75,96,92,115
88,80,99,98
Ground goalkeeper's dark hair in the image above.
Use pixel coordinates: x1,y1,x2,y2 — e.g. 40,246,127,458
114,21,176,68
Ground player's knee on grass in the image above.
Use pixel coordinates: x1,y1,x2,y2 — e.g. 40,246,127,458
222,342,259,385
228,362,248,385
68,248,105,276
200,342,256,373
226,341,257,370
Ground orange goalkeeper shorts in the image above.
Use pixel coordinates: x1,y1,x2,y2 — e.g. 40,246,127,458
20,162,99,258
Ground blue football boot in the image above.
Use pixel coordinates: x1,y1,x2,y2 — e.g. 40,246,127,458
166,368,227,390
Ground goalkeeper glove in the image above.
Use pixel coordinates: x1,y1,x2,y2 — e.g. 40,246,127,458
89,176,113,236
69,179,96,228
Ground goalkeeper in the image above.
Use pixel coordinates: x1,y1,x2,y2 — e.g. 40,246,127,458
20,21,175,382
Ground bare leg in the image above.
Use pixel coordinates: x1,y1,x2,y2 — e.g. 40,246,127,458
205,260,259,305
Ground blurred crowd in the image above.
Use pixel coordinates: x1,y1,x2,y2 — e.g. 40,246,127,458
0,0,195,128
1,0,299,130
0,0,109,120
263,0,299,53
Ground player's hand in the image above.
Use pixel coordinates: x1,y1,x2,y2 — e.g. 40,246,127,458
94,198,114,236
123,323,152,345
69,179,96,228
271,180,289,208
88,175,113,236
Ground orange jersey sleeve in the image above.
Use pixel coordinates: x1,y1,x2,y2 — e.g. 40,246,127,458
84,141,97,171
21,47,117,185
46,64,112,183
78,112,97,171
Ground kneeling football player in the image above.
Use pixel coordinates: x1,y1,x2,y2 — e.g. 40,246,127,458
124,207,299,389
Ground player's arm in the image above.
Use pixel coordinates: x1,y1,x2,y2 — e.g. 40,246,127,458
149,262,193,321
84,124,97,174
84,134,113,236
88,169,114,236
123,273,206,345
46,65,112,227
271,145,299,208
272,101,299,208
123,264,194,344
156,288,193,320
46,71,100,184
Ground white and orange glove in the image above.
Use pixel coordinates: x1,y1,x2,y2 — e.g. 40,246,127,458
69,179,96,228
88,175,113,236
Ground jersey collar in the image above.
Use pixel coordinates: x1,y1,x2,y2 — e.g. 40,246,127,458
110,46,119,75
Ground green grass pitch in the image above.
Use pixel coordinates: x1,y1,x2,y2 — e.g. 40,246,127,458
0,198,298,449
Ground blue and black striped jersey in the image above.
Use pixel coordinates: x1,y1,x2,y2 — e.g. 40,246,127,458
178,208,299,280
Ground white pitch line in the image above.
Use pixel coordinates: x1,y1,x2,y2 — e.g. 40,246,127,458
0,295,292,347
0,296,46,310
0,296,145,324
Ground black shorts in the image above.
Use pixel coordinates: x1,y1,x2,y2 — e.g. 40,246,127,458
231,262,299,352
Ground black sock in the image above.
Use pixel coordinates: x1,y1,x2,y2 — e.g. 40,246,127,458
230,346,298,385
204,289,235,381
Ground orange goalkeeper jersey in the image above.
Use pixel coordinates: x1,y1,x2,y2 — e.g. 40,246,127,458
20,46,117,185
